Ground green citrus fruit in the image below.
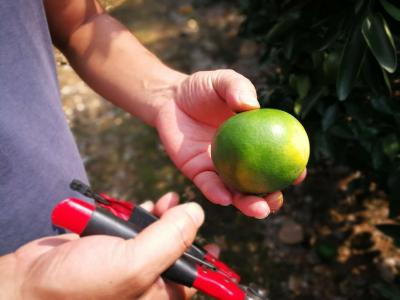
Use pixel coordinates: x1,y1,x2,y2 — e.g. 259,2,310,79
211,108,310,194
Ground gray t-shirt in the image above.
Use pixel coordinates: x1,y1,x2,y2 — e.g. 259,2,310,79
0,0,89,254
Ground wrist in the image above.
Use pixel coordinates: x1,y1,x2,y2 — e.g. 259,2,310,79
147,70,188,127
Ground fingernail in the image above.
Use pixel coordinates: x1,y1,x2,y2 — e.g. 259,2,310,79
165,191,179,206
254,201,270,219
239,91,260,108
216,189,232,206
219,196,232,206
140,200,154,211
268,192,283,211
184,203,205,227
277,194,283,207
142,200,153,206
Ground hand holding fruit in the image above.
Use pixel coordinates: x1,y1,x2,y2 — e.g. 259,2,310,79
155,69,308,218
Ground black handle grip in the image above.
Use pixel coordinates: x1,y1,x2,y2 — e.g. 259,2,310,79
130,206,207,259
82,207,198,286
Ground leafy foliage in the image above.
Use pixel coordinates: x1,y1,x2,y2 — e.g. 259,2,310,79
373,283,400,300
239,0,400,239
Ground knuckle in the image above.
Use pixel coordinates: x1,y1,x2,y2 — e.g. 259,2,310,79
165,212,195,251
222,68,236,75
218,69,238,80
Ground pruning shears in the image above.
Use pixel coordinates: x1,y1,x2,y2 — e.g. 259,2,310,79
51,179,268,300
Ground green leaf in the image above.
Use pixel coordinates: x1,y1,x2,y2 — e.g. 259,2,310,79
373,283,400,300
382,68,392,95
319,28,342,51
289,74,311,100
372,144,385,169
311,10,347,50
294,100,302,116
330,124,354,140
362,52,392,96
283,35,295,60
355,0,366,14
383,134,400,160
353,122,379,139
296,75,311,100
265,17,298,43
371,96,394,114
388,167,400,190
345,101,371,123
289,74,297,90
301,87,326,119
388,168,400,218
314,131,331,159
312,51,324,69
323,52,340,83
322,104,338,131
259,48,272,64
318,16,346,51
377,224,400,247
380,0,400,21
337,25,366,100
362,14,397,73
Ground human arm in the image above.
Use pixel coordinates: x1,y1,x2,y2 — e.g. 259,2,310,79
44,0,306,218
44,0,184,126
0,193,214,300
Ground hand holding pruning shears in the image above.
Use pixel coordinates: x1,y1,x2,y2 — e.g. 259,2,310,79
47,181,268,300
13,193,212,300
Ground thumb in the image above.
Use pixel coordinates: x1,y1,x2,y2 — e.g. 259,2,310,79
125,202,204,287
211,69,260,111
